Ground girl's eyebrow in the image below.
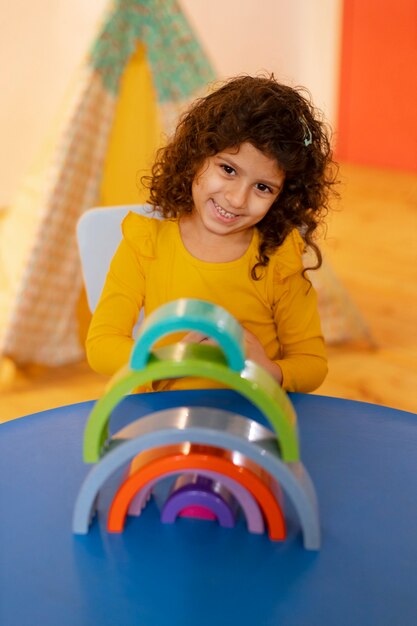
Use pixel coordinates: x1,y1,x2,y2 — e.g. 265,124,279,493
216,153,284,190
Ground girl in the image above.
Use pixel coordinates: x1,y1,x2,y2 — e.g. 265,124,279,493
86,75,338,392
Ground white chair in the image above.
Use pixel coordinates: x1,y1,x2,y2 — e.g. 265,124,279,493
76,204,161,313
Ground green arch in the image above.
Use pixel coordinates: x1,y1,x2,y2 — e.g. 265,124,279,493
83,344,299,463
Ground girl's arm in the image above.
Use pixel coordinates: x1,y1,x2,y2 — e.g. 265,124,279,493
180,276,326,393
272,271,328,393
86,237,145,376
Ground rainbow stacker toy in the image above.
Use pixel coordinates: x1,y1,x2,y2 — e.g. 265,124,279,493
73,299,320,550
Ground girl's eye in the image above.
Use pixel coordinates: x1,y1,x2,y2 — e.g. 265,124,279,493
256,183,273,193
221,164,235,175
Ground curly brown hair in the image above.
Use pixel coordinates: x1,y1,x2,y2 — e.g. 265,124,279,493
142,74,339,278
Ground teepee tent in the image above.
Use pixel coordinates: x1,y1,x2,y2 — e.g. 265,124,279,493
0,0,371,369
0,0,214,366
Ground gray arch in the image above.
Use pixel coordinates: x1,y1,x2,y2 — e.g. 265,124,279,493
73,408,320,550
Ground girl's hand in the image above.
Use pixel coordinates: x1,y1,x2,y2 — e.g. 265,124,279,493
181,329,283,385
242,328,268,362
181,331,217,346
182,329,268,356
243,328,283,385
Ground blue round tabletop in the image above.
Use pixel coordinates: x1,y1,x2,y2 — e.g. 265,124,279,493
1,389,416,626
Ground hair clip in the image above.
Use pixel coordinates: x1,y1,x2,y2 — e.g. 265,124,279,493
303,129,313,147
300,116,312,147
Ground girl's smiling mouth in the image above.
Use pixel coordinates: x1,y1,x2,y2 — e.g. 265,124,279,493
212,200,239,221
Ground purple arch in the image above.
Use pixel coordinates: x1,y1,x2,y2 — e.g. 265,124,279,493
161,475,238,528
128,469,265,535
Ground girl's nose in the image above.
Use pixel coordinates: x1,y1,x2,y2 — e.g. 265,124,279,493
225,183,248,210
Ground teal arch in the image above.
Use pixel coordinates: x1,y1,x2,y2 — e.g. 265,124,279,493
130,298,245,372
83,343,299,463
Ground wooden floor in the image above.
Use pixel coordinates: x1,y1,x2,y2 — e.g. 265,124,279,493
1,162,416,422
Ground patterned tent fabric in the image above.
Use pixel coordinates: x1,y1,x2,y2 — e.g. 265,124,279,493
308,257,373,347
0,0,214,366
89,0,214,126
0,0,371,368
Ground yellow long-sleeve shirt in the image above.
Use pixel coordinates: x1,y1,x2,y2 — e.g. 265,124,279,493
86,212,327,392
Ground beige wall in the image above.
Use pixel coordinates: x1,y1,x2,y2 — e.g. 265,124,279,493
182,0,342,117
0,0,109,206
0,0,342,206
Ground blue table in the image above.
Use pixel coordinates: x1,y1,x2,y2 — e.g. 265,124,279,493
1,390,416,625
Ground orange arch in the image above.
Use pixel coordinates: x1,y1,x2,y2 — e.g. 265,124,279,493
108,448,286,541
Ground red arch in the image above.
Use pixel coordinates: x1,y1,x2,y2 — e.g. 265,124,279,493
108,447,286,541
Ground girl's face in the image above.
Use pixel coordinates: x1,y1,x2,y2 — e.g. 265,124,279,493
190,142,285,240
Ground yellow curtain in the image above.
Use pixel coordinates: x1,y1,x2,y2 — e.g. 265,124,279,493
99,43,163,206
78,43,164,343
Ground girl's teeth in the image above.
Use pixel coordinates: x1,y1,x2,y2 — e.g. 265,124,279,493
215,203,236,218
